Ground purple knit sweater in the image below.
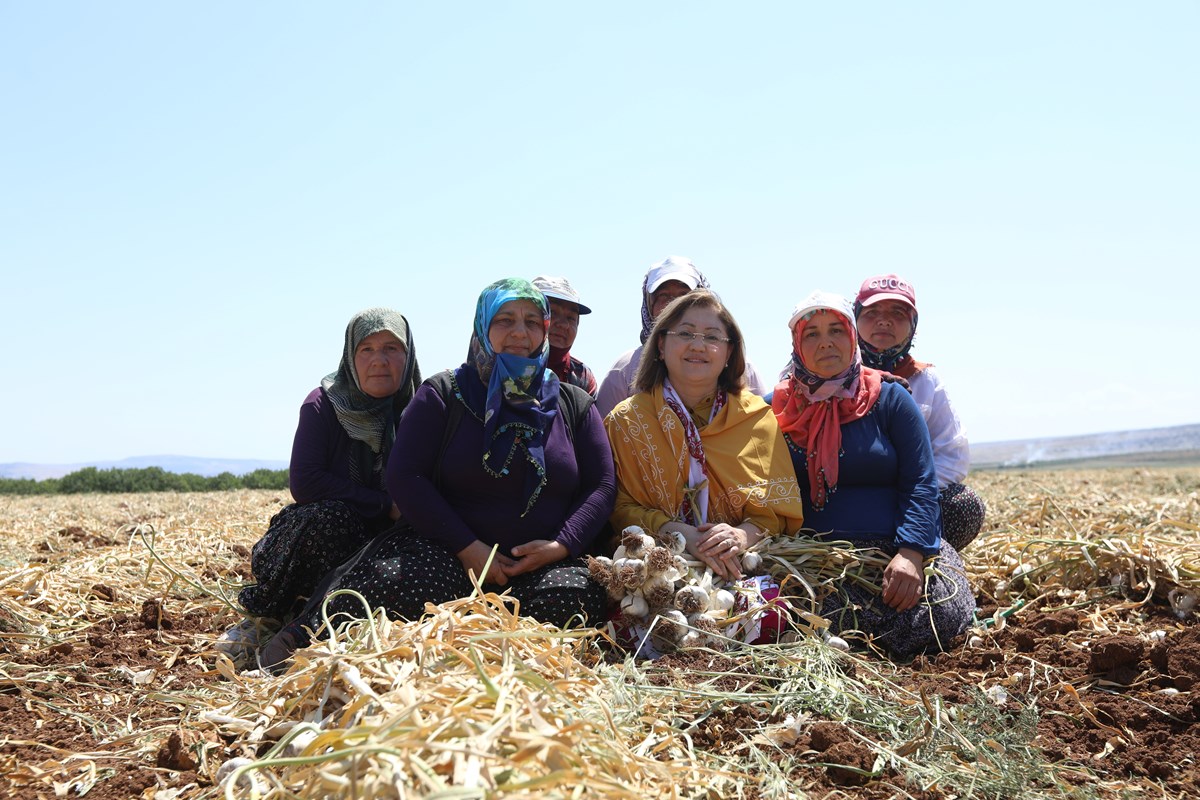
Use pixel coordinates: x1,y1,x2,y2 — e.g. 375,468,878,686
386,371,616,557
288,387,392,519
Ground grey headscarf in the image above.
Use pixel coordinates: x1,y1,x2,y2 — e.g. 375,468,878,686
321,308,421,487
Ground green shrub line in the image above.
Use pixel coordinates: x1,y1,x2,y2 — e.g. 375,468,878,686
0,466,289,495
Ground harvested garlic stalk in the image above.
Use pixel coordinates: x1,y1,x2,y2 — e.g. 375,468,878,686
590,524,774,654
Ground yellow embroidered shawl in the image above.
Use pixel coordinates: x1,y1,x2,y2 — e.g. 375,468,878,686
605,385,805,536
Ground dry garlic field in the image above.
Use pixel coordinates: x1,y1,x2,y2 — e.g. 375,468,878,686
1,467,1198,800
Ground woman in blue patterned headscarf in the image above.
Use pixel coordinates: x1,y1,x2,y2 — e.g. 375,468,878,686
462,278,560,513
259,279,616,671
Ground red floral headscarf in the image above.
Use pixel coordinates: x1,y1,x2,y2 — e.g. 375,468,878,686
772,292,882,510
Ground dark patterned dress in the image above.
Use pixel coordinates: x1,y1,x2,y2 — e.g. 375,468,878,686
785,382,974,658
939,482,987,552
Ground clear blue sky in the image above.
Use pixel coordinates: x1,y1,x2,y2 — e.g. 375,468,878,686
2,3,1197,465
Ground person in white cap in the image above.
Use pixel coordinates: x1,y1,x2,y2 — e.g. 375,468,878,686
595,256,769,417
531,275,598,397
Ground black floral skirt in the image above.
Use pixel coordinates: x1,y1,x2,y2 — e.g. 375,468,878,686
238,500,385,619
288,525,607,638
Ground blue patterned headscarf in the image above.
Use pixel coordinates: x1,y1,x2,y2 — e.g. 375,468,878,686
459,278,560,514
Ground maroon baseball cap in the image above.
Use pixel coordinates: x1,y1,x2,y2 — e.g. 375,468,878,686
856,274,916,311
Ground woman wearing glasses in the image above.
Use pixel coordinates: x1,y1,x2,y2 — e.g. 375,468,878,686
604,290,805,581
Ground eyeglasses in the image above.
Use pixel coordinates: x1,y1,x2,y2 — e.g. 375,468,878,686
663,330,731,347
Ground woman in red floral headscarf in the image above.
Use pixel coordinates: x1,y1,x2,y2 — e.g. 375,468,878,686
772,290,973,658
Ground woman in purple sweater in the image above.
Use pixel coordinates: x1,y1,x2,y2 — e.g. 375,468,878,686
259,279,614,668
238,308,421,619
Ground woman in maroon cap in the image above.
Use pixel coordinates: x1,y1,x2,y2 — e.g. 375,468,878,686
854,274,986,551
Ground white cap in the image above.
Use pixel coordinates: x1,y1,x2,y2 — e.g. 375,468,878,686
531,275,591,314
787,290,856,332
645,255,703,294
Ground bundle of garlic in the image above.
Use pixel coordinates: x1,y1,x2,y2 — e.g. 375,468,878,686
587,525,761,654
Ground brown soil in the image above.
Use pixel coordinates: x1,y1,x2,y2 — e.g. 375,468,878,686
639,594,1200,799
2,481,1198,799
0,598,224,800
914,600,1200,798
7,592,1193,799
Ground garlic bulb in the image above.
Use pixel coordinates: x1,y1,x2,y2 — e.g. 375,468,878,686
740,551,762,572
687,613,724,649
674,585,710,614
614,558,647,589
216,758,262,792
643,575,675,608
586,556,615,589
660,559,685,582
620,526,656,558
660,529,687,555
621,591,649,618
824,635,850,652
1169,589,1197,620
710,589,736,614
652,609,689,646
643,546,673,576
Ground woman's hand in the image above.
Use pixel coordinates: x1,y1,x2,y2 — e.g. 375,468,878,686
388,503,402,522
508,540,568,577
457,540,516,586
690,522,764,582
882,547,925,611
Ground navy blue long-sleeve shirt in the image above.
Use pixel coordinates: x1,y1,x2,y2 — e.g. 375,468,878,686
786,382,942,555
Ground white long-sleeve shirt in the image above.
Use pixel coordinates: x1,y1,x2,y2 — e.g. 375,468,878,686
907,366,970,487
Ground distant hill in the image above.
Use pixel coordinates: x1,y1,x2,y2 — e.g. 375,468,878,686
0,455,288,481
971,423,1200,470
5,424,1199,480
